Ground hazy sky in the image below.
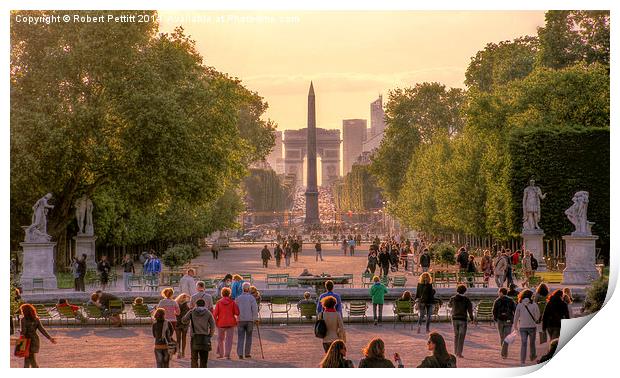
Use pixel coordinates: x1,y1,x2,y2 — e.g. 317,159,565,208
159,11,546,131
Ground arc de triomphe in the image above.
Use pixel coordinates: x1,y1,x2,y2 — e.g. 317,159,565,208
283,128,341,186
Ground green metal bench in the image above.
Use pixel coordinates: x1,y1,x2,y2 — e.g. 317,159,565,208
268,297,292,324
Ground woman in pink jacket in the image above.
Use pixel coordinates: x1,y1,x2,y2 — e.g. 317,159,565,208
213,287,240,359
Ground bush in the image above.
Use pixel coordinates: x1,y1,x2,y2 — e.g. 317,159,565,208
162,244,199,269
430,242,457,268
582,276,608,314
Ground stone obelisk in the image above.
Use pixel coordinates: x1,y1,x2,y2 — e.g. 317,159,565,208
305,81,320,225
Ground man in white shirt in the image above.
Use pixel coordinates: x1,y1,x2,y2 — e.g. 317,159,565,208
179,268,197,296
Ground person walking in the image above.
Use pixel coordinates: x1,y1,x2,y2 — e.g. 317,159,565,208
316,280,343,316
121,254,135,292
416,332,457,368
315,241,324,262
235,282,259,359
341,238,348,256
512,289,540,365
152,308,175,368
260,245,272,268
505,249,514,286
182,299,215,368
378,247,391,277
179,268,197,297
292,238,301,262
369,276,388,325
212,287,239,359
415,272,436,334
18,304,57,368
214,274,232,301
76,254,87,292
466,255,477,288
319,340,353,368
284,243,292,267
492,287,517,359
175,293,191,359
211,242,219,260
157,288,180,329
366,251,378,275
521,251,534,288
274,244,283,267
97,255,111,291
230,275,245,300
456,247,469,276
71,257,80,291
542,289,570,341
480,250,493,287
319,296,346,352
419,248,431,273
190,281,214,311
358,337,396,368
493,251,508,288
448,285,474,358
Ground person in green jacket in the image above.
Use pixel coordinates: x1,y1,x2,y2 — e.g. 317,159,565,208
369,276,388,325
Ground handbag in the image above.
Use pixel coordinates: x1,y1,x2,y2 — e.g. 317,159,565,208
190,314,212,351
163,320,177,355
503,329,518,345
314,312,327,338
14,336,30,358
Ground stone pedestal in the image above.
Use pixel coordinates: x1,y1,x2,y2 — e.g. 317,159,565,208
74,234,97,270
522,229,547,271
562,234,600,285
20,242,57,290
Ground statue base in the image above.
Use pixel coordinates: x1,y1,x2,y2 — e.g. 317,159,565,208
74,234,97,271
522,229,547,271
19,242,57,290
562,234,600,285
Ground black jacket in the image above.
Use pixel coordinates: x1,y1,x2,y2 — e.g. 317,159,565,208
457,251,469,269
378,252,391,266
542,296,570,330
420,253,431,268
492,295,516,322
415,283,435,304
449,294,474,321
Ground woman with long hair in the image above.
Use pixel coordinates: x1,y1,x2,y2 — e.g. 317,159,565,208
319,340,353,368
152,308,174,368
157,288,180,329
415,272,436,334
542,289,570,340
417,332,457,368
319,296,346,353
19,304,56,368
175,293,191,359
513,289,540,365
358,337,395,368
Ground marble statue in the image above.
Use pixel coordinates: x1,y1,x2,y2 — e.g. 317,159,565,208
75,194,94,235
522,179,546,231
25,193,54,242
565,191,593,236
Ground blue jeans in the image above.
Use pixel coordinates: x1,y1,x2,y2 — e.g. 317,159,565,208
417,304,433,331
497,320,512,357
237,321,254,357
316,251,323,261
519,327,537,364
154,348,170,368
123,272,133,291
452,319,468,356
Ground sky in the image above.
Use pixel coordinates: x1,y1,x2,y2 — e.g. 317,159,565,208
158,10,547,132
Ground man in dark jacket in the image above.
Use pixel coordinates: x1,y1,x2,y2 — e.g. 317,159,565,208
76,254,87,292
448,285,474,358
182,299,216,368
492,287,517,359
419,248,431,273
260,245,271,268
456,247,469,273
291,238,301,262
378,248,391,277
274,244,283,267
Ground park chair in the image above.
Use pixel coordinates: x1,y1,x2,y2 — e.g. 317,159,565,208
380,276,390,287
432,272,449,288
132,303,152,324
342,274,354,288
267,274,288,288
346,301,368,323
31,278,45,293
286,278,299,288
474,300,494,324
56,305,80,327
268,297,292,324
144,276,159,292
392,276,407,288
298,302,317,322
109,299,126,322
361,272,373,288
129,275,143,291
83,305,108,326
33,304,53,325
393,300,416,329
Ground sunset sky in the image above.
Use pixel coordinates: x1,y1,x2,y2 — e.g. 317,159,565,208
159,11,547,132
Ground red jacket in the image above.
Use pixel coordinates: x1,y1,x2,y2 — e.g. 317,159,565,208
213,297,239,328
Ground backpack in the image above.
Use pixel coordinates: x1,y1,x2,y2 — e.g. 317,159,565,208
531,256,539,271
314,313,327,338
496,298,513,322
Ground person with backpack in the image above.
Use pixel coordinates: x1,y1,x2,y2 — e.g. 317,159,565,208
542,289,571,341
492,287,517,359
419,248,431,273
416,332,457,368
152,308,175,368
456,247,469,274
415,272,436,334
260,245,272,268
274,243,283,267
448,285,474,358
369,276,388,326
512,289,541,365
318,296,346,352
182,298,215,367
522,251,534,288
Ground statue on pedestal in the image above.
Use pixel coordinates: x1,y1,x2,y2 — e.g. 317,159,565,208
522,179,546,231
25,193,54,242
565,191,593,236
75,194,94,235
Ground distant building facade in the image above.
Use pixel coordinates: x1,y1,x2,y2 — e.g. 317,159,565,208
266,130,284,174
283,128,341,186
363,95,385,153
342,119,367,175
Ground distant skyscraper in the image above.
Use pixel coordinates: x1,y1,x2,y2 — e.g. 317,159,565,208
343,119,367,175
266,130,283,173
370,95,385,137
